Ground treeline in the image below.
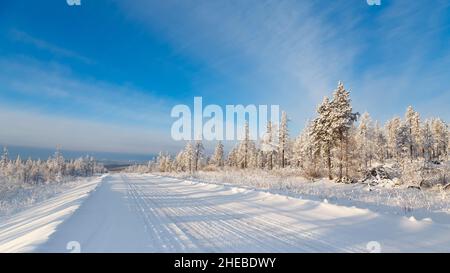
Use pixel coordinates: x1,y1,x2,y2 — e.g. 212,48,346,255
0,147,107,184
128,82,449,185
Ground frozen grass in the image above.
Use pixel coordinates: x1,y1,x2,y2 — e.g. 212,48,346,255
154,168,450,217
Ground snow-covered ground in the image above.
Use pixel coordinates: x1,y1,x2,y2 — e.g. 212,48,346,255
1,173,450,252
0,176,103,252
161,169,450,220
0,176,104,217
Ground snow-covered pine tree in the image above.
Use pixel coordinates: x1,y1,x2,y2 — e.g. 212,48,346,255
292,135,303,168
237,121,252,169
356,112,375,172
421,119,434,162
226,145,239,167
193,140,204,171
13,155,23,182
24,157,33,183
385,117,401,159
396,121,413,160
174,150,185,172
311,97,333,179
405,106,421,159
184,142,194,173
212,141,224,167
329,82,358,181
261,121,277,170
1,147,9,172
278,111,289,168
373,121,387,163
431,118,448,160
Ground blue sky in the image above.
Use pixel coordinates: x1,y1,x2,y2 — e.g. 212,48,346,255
0,0,449,154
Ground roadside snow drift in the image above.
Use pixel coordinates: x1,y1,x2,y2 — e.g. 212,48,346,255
1,173,450,252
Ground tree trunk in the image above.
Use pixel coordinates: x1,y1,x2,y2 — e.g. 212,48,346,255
339,134,343,180
326,146,332,180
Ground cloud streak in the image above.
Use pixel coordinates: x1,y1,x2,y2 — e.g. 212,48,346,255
116,0,450,130
9,29,94,64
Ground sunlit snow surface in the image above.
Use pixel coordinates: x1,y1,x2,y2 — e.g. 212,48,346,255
1,174,450,253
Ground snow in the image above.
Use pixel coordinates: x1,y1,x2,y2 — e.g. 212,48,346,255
1,173,450,252
163,169,450,219
0,176,103,217
0,176,103,252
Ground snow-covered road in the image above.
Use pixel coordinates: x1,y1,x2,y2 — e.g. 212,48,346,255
1,173,450,252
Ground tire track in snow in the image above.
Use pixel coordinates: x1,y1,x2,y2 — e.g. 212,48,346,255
126,175,359,252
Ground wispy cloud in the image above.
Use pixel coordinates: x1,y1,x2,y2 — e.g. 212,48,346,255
0,56,182,153
0,56,173,127
114,0,364,129
116,0,450,129
9,29,94,64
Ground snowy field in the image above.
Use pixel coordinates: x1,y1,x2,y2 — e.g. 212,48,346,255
1,173,450,253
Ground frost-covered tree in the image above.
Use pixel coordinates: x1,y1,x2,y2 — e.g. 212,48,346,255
278,111,289,168
193,140,204,171
292,135,303,168
174,151,186,172
1,147,9,171
373,121,387,163
212,141,224,167
237,121,255,169
386,117,401,159
431,118,448,160
310,97,334,179
421,119,434,162
261,121,277,170
396,122,413,160
356,112,375,171
226,145,239,167
157,152,172,172
405,106,421,159
183,142,194,173
292,121,318,177
329,82,358,180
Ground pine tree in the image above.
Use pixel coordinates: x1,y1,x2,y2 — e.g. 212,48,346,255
396,122,412,159
311,97,333,179
421,119,434,162
0,146,9,172
386,117,401,159
226,145,239,167
212,141,224,167
278,111,289,168
261,121,277,170
184,142,194,173
373,121,387,163
329,82,358,180
356,112,374,171
405,106,421,159
237,121,254,169
431,118,448,160
193,140,204,171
